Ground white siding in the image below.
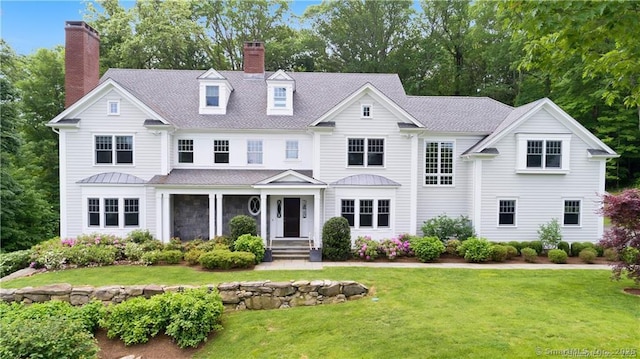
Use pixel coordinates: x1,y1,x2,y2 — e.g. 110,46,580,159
63,90,163,238
415,135,483,235
318,94,413,238
172,131,313,169
479,109,603,242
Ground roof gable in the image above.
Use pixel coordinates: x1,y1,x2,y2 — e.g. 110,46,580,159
255,169,325,185
198,69,227,80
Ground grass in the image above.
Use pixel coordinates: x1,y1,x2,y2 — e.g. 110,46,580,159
3,265,639,358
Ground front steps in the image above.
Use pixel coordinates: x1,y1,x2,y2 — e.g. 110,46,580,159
270,238,312,260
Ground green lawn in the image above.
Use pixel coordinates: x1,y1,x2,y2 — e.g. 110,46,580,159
3,266,639,358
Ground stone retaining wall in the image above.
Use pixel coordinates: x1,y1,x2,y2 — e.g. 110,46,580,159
0,280,368,310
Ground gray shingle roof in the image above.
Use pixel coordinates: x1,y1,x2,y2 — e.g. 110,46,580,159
331,174,401,187
148,169,314,186
100,69,519,133
78,172,146,184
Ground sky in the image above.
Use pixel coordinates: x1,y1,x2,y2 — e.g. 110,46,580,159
1,0,321,55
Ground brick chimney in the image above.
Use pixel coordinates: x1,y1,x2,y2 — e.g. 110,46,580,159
65,21,100,108
243,42,265,78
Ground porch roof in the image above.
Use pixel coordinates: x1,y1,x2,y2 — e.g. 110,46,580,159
77,172,146,184
147,169,315,186
331,174,401,187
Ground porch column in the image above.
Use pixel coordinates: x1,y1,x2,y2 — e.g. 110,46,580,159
314,192,321,249
155,192,163,242
216,194,223,236
208,194,216,240
161,193,171,243
260,192,267,244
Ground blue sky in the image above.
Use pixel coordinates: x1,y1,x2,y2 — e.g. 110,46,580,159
1,0,321,55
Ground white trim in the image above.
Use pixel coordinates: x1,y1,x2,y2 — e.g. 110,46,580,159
497,198,518,228
107,100,120,116
255,169,324,186
59,130,68,238
423,139,456,187
597,160,606,238
345,137,387,168
472,159,482,236
197,68,228,81
561,198,582,228
361,103,372,119
248,196,261,215
516,133,571,173
409,135,418,235
285,139,299,160
246,139,264,165
93,134,136,167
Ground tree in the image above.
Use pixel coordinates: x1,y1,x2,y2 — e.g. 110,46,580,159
599,189,640,284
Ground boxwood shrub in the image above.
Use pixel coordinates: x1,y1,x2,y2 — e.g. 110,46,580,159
411,236,445,262
548,249,568,264
504,245,518,259
579,248,598,264
233,234,265,263
491,245,508,262
603,248,618,262
507,241,521,254
521,247,538,263
557,241,570,256
229,215,257,244
199,250,255,270
322,217,352,261
528,240,544,255
458,237,492,263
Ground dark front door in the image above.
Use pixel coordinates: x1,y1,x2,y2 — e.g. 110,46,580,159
283,198,300,237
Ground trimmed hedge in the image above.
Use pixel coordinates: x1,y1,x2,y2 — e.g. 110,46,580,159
491,245,509,262
229,215,257,244
411,236,445,262
322,217,352,261
548,249,568,264
199,250,255,270
579,248,598,264
521,247,538,263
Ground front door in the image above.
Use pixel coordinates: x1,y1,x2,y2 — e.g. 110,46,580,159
283,198,300,237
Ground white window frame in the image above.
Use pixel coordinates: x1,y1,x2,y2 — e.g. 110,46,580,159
248,196,261,215
124,198,139,227
107,100,120,115
562,199,582,227
88,198,100,227
205,85,220,107
274,87,287,108
285,140,299,160
104,198,120,227
213,139,230,164
177,139,194,164
247,140,263,165
346,137,385,168
497,198,518,227
361,104,372,118
340,198,391,229
94,134,134,166
423,140,455,187
516,134,571,174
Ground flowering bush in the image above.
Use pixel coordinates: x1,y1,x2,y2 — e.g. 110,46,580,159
354,236,379,261
379,237,412,260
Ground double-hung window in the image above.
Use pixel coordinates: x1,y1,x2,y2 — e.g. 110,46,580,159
517,134,570,172
359,200,373,227
247,140,263,164
563,200,581,226
178,139,194,163
341,200,355,226
274,87,286,108
95,135,133,165
377,200,390,227
124,198,139,226
214,140,229,164
498,199,516,226
347,138,384,167
424,141,454,185
286,140,299,160
527,140,562,168
341,199,391,228
206,85,219,107
104,198,119,226
88,197,140,228
88,198,100,226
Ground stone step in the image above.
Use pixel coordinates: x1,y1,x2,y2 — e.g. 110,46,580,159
272,253,309,260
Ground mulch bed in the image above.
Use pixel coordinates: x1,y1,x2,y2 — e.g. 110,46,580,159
95,329,208,359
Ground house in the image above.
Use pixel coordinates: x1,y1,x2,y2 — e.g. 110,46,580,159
48,21,617,254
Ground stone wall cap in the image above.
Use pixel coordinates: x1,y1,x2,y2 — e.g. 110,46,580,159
218,282,239,291
266,282,292,288
292,280,310,287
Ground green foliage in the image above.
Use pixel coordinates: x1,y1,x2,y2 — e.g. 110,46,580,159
504,245,518,260
548,249,568,264
521,248,538,263
124,242,144,261
421,214,475,242
579,248,598,264
557,241,570,256
570,242,595,257
140,250,161,266
229,215,258,244
538,218,562,249
65,245,117,266
528,241,544,255
30,238,66,270
185,249,204,265
199,250,256,270
603,248,618,262
159,250,183,264
101,296,164,345
354,236,379,261
164,237,184,252
411,236,445,263
0,249,32,277
445,239,462,255
127,229,155,244
322,217,352,261
490,245,508,262
458,237,492,263
233,234,266,263
0,300,101,359
620,247,640,266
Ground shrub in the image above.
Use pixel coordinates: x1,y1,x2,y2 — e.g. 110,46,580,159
322,217,352,261
0,301,100,359
378,237,411,260
124,242,144,261
140,239,164,252
140,250,161,265
491,245,508,262
233,234,265,263
593,244,604,257
579,248,598,264
159,250,183,264
518,242,531,252
411,237,445,262
507,241,521,253
355,236,379,261
212,235,232,246
557,241,570,256
521,247,538,263
185,249,204,265
538,218,562,249
100,288,223,348
183,239,204,252
504,245,518,260
199,250,255,270
65,245,117,266
164,237,184,252
445,239,462,256
548,249,568,264
421,214,474,242
620,247,640,265
528,241,544,255
0,249,32,277
229,215,257,244
458,237,492,263
571,242,588,257
603,248,618,262
33,248,66,270
127,229,155,244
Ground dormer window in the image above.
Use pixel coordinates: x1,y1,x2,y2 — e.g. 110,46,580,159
107,100,120,115
274,87,287,108
206,86,219,107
